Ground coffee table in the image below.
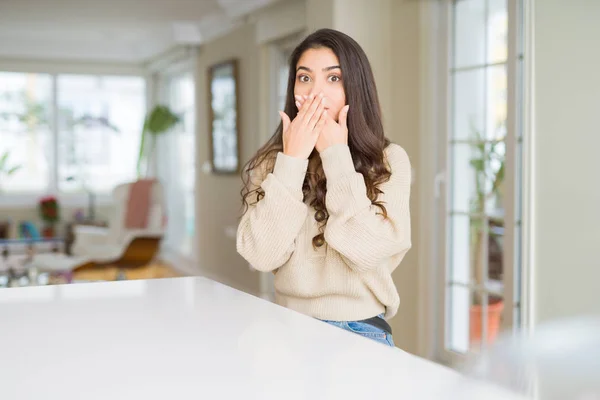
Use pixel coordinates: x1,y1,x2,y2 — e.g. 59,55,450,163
0,238,67,287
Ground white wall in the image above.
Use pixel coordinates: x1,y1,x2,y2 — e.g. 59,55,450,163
305,0,335,33
531,0,600,325
195,23,263,296
332,0,393,136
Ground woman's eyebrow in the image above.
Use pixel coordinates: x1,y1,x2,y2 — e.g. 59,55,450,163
296,65,341,73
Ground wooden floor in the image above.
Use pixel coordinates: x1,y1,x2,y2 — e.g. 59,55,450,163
72,260,185,282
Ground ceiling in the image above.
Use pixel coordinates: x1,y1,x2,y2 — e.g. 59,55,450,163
0,0,280,63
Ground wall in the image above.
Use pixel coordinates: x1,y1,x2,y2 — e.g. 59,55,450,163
195,23,263,296
332,0,393,135
305,0,335,33
389,0,421,356
531,0,600,324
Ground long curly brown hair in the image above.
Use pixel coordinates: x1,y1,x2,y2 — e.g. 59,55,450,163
240,28,391,247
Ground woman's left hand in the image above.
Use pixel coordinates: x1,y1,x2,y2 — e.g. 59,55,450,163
315,105,349,153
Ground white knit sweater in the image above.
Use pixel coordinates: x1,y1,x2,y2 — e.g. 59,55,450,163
236,143,411,321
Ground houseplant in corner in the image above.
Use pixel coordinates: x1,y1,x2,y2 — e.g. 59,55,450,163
468,125,506,346
136,105,181,178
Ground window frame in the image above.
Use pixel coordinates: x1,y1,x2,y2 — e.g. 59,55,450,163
433,0,530,366
155,59,196,259
266,32,305,142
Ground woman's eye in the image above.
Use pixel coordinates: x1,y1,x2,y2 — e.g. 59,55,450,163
329,75,341,82
298,75,311,83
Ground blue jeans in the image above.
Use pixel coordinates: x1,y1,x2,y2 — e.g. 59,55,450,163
320,314,395,347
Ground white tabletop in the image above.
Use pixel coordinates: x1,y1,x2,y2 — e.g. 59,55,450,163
0,277,527,400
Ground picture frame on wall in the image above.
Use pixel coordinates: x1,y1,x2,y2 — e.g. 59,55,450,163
208,59,240,174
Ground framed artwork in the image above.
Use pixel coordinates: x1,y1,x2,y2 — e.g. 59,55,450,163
208,59,240,174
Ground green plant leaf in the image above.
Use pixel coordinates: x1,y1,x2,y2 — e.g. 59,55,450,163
7,165,21,175
492,159,505,194
470,158,485,171
136,105,181,178
0,151,8,170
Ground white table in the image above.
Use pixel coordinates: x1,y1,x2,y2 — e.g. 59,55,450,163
0,277,527,399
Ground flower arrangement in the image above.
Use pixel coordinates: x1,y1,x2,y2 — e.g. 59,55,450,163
39,196,60,223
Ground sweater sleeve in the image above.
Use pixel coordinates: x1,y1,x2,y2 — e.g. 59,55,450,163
236,152,309,272
321,143,412,274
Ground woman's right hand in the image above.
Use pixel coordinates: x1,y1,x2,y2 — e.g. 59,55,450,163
279,92,327,159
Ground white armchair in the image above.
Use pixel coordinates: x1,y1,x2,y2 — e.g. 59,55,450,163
32,180,166,275
71,181,166,263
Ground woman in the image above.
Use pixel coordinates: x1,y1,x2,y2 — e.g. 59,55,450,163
236,28,411,347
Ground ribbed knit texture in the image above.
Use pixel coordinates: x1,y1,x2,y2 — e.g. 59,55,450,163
237,143,411,321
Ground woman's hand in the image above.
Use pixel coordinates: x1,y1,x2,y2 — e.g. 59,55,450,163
315,106,349,153
294,95,349,153
279,93,327,159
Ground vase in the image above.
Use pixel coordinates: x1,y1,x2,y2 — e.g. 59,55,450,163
469,298,505,346
42,225,56,238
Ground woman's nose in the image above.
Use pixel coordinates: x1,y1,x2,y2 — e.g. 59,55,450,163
311,81,326,96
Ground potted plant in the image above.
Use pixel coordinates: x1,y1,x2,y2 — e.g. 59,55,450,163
38,196,60,238
468,125,506,345
136,105,181,178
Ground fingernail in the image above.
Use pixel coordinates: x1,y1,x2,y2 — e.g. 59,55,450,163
294,95,301,100
295,101,301,108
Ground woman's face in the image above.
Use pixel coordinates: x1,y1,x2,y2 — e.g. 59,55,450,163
294,47,346,122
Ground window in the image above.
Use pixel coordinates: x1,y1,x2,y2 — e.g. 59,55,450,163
57,75,145,194
0,72,53,193
0,71,145,198
267,39,297,137
438,0,524,361
170,73,195,254
156,71,195,256
278,47,293,112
